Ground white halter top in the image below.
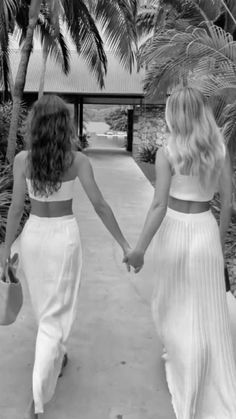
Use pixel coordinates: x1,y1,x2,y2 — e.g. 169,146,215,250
26,178,75,202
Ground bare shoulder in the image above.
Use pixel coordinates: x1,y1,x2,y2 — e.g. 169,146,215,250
73,151,90,170
14,150,28,161
14,150,28,175
155,146,171,168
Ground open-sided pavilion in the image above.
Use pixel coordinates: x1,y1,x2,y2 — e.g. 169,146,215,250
8,49,165,152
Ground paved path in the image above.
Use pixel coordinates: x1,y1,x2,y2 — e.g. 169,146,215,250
0,144,175,419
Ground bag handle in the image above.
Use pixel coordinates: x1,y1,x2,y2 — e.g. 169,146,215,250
1,253,19,284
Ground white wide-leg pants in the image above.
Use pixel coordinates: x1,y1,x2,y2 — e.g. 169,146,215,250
14,214,82,414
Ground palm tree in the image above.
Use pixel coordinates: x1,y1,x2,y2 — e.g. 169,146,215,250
5,0,138,163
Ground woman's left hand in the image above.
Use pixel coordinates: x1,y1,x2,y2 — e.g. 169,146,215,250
123,249,144,273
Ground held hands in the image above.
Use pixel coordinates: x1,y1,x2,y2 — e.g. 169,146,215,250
123,248,144,274
122,244,131,272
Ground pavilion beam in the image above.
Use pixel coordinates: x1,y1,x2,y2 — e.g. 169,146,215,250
127,108,134,152
79,96,84,141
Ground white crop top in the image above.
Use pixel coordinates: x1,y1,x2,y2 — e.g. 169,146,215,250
169,174,219,201
26,178,75,202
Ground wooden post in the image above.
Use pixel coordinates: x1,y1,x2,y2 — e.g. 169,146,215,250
79,97,84,141
127,108,134,152
74,101,79,134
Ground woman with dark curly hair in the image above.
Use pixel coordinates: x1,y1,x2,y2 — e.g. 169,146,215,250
1,94,130,419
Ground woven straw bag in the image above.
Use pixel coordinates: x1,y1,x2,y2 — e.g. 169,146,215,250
0,254,23,326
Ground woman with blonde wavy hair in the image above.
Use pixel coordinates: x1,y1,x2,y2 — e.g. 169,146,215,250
1,94,130,418
125,86,236,418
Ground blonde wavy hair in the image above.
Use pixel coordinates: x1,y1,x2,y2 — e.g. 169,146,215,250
165,86,225,186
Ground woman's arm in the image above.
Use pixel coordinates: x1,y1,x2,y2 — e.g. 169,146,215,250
75,153,130,255
218,148,233,254
2,152,27,267
125,148,172,272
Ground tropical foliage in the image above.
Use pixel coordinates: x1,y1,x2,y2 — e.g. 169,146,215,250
0,0,18,98
138,0,236,150
0,100,28,162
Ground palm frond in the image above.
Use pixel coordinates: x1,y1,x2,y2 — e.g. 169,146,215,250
63,0,107,88
142,25,236,97
195,0,222,21
136,2,162,38
2,0,18,18
137,0,224,43
208,94,227,125
36,13,70,75
138,1,212,63
15,0,29,44
219,0,236,27
95,0,137,72
222,101,236,150
46,0,61,36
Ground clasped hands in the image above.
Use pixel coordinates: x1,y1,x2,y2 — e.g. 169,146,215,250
123,247,144,274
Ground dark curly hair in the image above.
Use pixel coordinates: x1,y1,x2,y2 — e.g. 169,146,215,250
26,94,75,196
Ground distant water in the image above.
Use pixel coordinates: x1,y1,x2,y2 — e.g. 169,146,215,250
86,122,110,134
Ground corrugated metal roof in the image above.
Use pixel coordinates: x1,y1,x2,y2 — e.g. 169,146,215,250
10,49,145,96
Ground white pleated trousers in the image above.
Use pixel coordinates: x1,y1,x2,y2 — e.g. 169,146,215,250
15,214,82,414
152,208,236,419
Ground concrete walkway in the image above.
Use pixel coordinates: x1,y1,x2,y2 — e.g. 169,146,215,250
0,144,175,419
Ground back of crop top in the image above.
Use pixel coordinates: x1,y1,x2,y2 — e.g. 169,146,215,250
169,174,219,202
164,143,223,201
26,178,75,202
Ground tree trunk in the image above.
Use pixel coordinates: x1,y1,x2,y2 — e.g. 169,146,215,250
8,62,14,99
38,48,48,99
6,0,42,163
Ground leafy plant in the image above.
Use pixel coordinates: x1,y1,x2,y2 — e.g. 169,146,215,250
137,141,158,164
79,133,90,150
